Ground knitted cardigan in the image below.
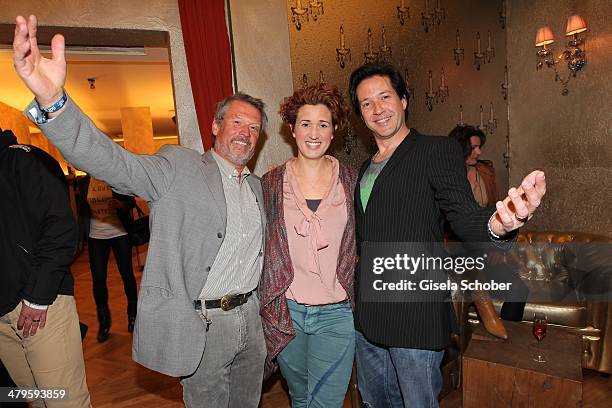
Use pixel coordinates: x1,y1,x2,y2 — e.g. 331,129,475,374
259,161,357,378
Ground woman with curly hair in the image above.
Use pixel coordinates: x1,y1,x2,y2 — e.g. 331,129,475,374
259,84,357,407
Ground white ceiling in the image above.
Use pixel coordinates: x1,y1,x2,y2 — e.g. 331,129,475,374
0,46,177,137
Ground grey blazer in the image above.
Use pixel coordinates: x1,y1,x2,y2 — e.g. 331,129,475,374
26,96,266,377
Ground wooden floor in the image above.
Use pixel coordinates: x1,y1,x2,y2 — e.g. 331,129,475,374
71,247,611,407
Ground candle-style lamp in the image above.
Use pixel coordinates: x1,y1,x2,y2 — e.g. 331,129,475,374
397,0,410,25
474,31,485,70
364,28,379,63
453,29,465,66
335,25,352,69
379,26,392,62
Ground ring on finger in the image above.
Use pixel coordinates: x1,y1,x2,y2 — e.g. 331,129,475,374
515,214,529,223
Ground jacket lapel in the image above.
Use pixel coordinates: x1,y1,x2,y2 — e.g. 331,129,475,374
367,129,420,204
200,151,227,227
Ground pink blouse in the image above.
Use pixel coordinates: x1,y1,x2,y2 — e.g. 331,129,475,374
283,156,349,305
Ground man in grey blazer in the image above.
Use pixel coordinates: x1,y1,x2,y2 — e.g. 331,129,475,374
13,15,267,408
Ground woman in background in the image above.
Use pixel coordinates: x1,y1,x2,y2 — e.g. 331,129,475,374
83,176,138,342
449,125,527,324
260,84,357,407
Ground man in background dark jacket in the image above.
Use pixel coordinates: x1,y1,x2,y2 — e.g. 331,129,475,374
0,128,91,407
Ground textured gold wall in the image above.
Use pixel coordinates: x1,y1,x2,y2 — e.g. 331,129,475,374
286,0,509,193
507,0,612,236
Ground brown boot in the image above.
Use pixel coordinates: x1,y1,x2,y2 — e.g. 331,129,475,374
474,298,508,339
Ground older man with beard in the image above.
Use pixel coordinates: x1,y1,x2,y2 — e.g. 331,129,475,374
13,15,267,408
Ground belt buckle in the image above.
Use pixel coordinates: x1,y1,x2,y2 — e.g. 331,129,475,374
220,293,236,311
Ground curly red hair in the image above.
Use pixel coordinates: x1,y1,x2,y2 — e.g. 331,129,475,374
279,83,350,130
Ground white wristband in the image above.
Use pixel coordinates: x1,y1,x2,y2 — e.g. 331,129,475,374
22,299,49,310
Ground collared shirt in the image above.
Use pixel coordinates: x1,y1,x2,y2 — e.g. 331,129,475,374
198,149,263,299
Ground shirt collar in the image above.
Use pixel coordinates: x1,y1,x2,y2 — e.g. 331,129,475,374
211,148,251,180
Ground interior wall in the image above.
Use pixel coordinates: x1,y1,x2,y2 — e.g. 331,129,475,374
285,0,509,192
507,0,612,236
0,0,203,152
228,0,295,175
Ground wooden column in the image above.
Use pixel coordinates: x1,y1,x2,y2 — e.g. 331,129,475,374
120,107,155,155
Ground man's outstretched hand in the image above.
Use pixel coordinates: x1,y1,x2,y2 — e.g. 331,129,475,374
13,15,66,109
490,170,546,236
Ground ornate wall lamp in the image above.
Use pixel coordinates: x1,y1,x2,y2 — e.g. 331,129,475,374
453,29,465,66
501,65,509,100
457,105,465,126
435,67,449,104
535,15,588,95
404,68,416,104
364,28,379,63
336,25,351,69
473,31,486,70
308,0,324,21
379,26,392,62
499,0,507,29
397,0,410,25
434,0,446,26
421,0,434,33
291,0,324,30
477,104,497,134
301,73,309,88
291,0,309,30
485,30,495,63
425,69,436,111
318,70,326,85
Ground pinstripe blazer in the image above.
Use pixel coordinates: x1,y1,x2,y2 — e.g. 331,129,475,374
354,129,495,349
25,96,265,377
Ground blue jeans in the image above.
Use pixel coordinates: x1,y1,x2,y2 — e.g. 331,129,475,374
355,331,444,408
277,299,355,408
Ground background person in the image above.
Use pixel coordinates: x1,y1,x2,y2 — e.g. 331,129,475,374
0,128,91,407
448,125,528,322
80,176,138,342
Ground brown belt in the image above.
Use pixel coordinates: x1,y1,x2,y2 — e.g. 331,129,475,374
202,290,253,311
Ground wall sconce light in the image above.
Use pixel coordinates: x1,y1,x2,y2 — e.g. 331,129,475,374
301,73,308,88
499,0,507,30
425,69,436,111
421,0,434,33
473,31,485,70
291,0,324,30
404,67,416,105
87,77,96,89
485,30,495,63
477,103,497,134
434,0,446,26
291,0,309,30
379,26,392,62
308,0,324,21
453,29,465,66
318,70,326,85
397,0,410,25
535,15,587,95
336,25,351,69
457,104,465,126
364,28,379,64
436,67,449,104
501,65,509,100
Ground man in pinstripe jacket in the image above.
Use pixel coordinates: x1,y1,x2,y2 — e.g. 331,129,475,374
348,63,546,407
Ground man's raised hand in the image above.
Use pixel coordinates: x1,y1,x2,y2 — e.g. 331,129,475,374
13,15,66,108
